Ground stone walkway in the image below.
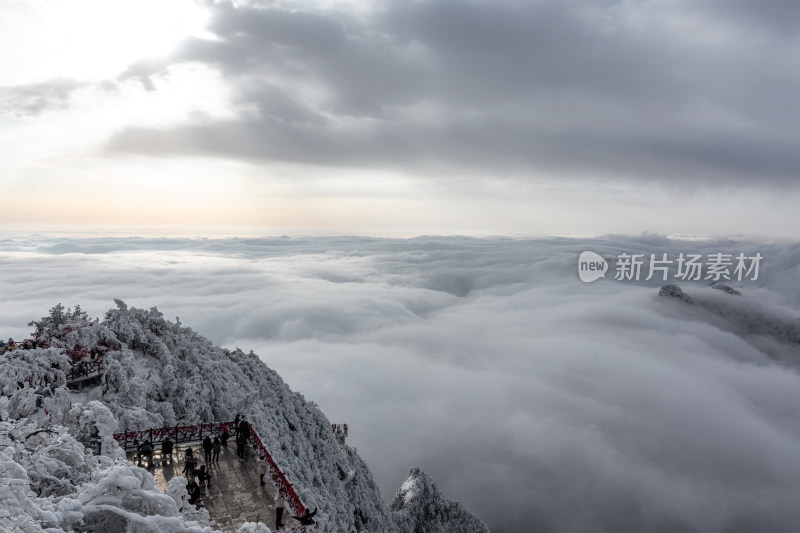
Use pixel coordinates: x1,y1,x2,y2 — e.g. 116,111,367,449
130,443,299,532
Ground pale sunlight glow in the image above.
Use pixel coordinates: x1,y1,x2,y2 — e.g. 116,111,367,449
0,0,210,83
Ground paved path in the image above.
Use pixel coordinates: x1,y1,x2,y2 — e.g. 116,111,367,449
130,443,298,532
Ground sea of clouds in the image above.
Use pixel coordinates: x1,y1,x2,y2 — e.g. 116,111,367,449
2,232,800,533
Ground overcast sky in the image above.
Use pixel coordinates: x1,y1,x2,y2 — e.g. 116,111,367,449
1,0,798,237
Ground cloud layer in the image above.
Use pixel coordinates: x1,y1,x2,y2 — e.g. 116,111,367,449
3,234,800,532
104,0,800,186
4,1,800,237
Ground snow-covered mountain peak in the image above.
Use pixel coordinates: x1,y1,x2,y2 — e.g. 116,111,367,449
391,467,490,533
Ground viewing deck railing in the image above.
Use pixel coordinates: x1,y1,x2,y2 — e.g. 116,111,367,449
113,421,311,521
65,358,104,383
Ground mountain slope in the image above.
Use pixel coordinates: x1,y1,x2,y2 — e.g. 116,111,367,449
1,302,489,532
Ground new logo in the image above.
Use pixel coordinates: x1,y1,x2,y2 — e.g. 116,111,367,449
578,251,608,283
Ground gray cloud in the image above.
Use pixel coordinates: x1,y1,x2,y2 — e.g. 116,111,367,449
685,0,800,35
0,78,85,117
3,234,800,532
106,0,800,186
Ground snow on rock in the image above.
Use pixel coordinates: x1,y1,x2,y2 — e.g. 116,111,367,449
657,285,800,363
658,284,695,304
0,417,213,532
237,522,272,533
710,283,742,296
391,467,490,533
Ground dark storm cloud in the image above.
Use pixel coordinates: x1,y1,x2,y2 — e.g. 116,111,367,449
0,78,85,117
106,0,800,185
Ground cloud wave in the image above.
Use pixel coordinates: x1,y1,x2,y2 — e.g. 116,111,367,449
2,233,800,532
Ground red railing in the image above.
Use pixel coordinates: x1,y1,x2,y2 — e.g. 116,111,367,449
113,422,231,451
248,424,306,516
113,420,317,530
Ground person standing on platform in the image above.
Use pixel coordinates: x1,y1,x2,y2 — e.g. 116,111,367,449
258,458,267,486
236,417,250,460
221,424,229,447
274,489,285,529
202,436,213,464
183,448,197,479
212,436,221,464
161,437,174,465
